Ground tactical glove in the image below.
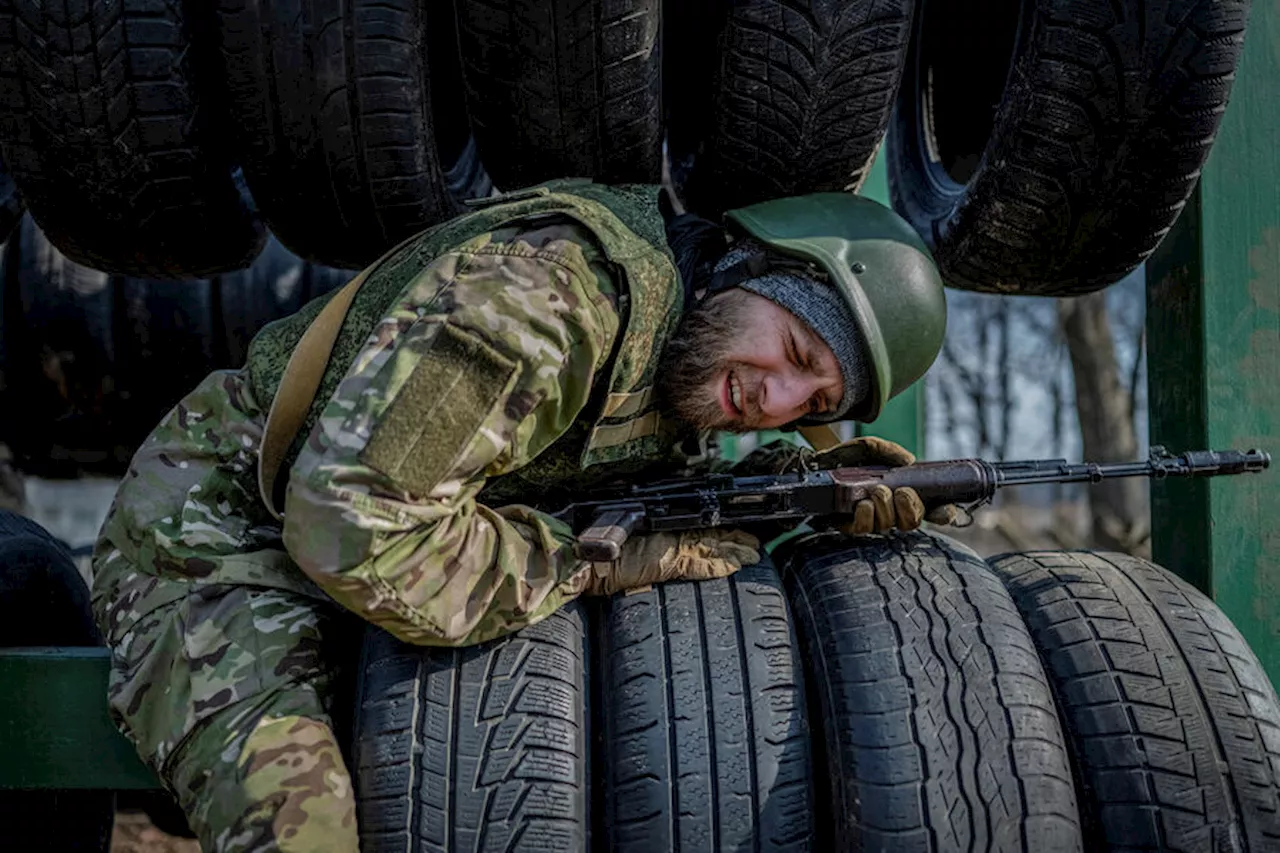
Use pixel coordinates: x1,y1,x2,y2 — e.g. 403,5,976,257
817,436,958,534
735,436,957,534
583,529,761,597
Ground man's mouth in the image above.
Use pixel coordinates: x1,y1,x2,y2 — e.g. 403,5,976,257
721,371,745,420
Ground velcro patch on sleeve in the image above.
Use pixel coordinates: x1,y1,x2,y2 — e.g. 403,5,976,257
360,323,518,497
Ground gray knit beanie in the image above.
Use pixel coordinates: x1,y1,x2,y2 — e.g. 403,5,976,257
714,239,868,422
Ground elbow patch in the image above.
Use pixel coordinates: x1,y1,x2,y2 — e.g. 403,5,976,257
360,323,518,496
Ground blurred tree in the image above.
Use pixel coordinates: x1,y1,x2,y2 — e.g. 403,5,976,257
1059,292,1150,554
926,272,1148,554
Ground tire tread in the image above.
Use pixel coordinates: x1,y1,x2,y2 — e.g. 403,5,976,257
456,0,662,188
353,606,590,852
889,0,1250,294
684,0,914,213
599,563,814,852
214,0,455,268
990,550,1280,850
785,532,1082,852
0,0,262,276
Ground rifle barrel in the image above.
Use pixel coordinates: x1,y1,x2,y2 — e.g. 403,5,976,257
991,448,1269,489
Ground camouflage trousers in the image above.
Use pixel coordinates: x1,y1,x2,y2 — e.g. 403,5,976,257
104,581,360,852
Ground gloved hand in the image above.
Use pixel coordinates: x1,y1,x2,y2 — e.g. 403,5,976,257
815,436,958,534
811,434,916,468
583,529,760,596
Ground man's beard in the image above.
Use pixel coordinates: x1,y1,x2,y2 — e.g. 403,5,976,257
656,292,756,432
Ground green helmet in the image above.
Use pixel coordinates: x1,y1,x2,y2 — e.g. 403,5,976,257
724,193,946,423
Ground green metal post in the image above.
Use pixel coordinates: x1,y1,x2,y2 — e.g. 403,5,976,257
1145,3,1280,681
0,648,160,789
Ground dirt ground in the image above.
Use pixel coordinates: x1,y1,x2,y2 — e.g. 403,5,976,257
111,812,200,853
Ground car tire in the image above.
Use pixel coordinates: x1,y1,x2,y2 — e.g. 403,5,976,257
781,531,1083,852
456,0,663,189
887,0,1251,294
671,0,915,215
0,216,126,477
596,560,815,852
990,550,1280,851
0,0,264,276
0,216,353,477
214,0,461,268
353,605,591,853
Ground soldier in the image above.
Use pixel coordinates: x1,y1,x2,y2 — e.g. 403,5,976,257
91,180,948,851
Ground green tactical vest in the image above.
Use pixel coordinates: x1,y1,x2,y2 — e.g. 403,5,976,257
245,180,692,509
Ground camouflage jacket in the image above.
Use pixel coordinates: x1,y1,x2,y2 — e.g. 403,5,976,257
93,182,695,647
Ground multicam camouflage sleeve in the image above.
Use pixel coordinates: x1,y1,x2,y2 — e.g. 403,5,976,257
283,223,621,646
92,369,321,649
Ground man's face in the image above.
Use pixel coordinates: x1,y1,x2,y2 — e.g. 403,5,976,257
656,288,844,432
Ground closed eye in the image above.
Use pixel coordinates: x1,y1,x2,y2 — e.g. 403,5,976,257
787,332,808,369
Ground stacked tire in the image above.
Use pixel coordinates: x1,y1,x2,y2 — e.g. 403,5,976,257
353,532,1280,852
352,559,815,852
990,550,1280,850
779,531,1083,852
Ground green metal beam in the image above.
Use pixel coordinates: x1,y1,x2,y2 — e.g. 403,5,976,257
1145,1,1280,683
0,648,160,789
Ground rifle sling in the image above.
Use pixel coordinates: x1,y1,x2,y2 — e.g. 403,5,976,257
798,424,843,451
257,268,373,521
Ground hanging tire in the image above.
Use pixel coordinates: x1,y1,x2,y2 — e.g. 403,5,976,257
990,550,1280,851
353,604,591,853
887,0,1251,295
456,0,663,189
0,216,352,476
596,560,814,852
671,0,915,215
0,0,263,277
214,0,462,269
215,234,359,369
780,531,1083,852
0,216,126,477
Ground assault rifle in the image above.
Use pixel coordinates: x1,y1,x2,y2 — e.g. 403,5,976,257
558,446,1271,561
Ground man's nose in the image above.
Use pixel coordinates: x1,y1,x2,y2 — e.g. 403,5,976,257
760,373,814,422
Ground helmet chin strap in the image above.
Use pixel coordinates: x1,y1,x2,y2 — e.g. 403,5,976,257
701,251,829,304
702,251,771,300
